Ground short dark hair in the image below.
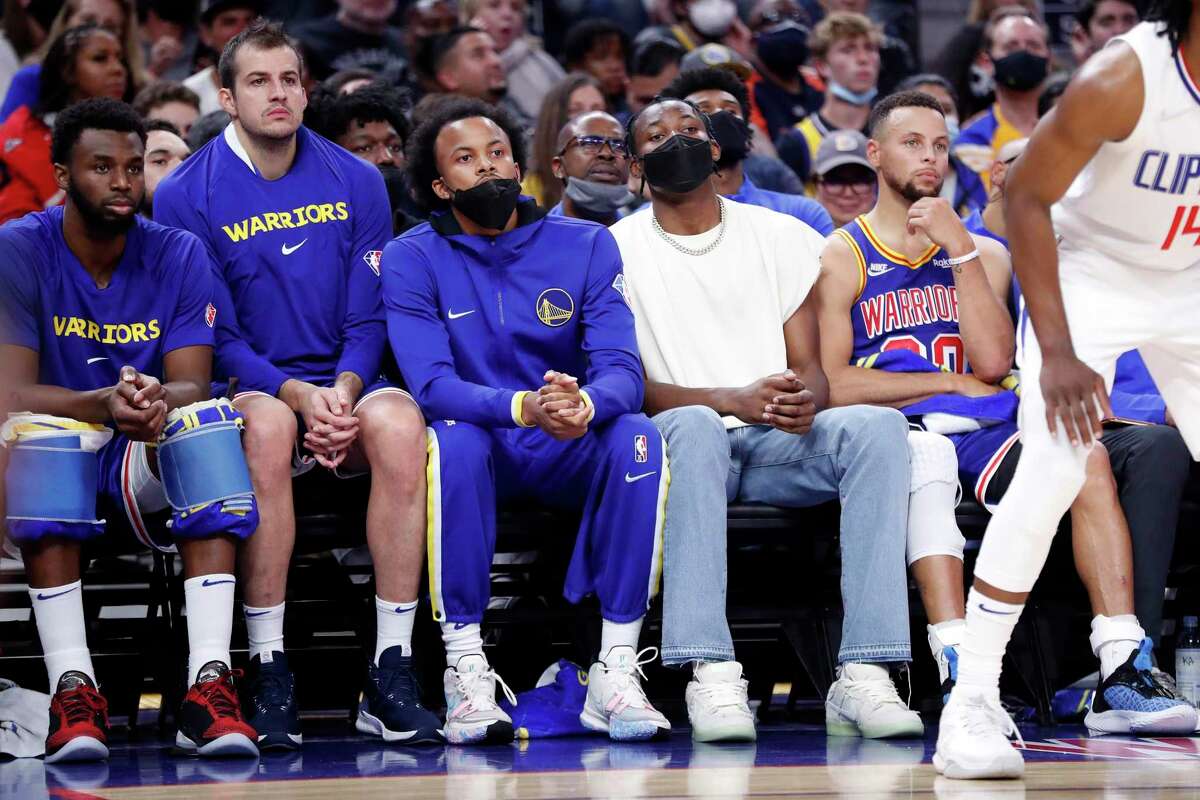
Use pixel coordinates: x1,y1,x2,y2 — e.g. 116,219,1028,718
37,24,131,116
218,18,303,91
51,97,146,165
132,80,201,118
187,109,232,150
414,26,478,80
307,81,411,145
867,90,945,138
144,118,182,137
322,68,379,94
405,96,527,211
660,66,751,120
562,19,630,69
630,39,683,78
895,73,958,109
1075,0,1138,29
624,96,716,159
1146,0,1191,54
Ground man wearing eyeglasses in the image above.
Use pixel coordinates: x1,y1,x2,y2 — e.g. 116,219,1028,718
813,129,877,228
549,111,634,226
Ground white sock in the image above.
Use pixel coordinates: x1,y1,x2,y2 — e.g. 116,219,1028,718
244,601,285,662
441,622,484,668
183,574,235,685
1090,613,1144,680
376,597,417,663
600,617,643,662
29,580,94,690
956,587,1023,695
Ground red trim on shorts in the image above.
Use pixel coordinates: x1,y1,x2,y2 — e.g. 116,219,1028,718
974,430,1022,506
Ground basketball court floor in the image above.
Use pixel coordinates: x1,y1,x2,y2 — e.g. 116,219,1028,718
9,722,1200,800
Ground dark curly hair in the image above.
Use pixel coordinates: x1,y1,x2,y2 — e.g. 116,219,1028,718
867,90,945,138
624,96,716,159
660,66,751,120
37,24,133,116
405,96,528,211
306,81,411,145
51,97,146,165
1146,0,1193,54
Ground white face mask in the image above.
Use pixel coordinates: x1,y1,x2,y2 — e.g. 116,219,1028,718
688,0,738,37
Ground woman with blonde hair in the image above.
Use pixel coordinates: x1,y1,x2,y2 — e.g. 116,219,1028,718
461,0,563,124
0,0,144,121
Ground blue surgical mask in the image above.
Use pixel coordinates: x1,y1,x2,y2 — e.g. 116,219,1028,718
828,80,878,107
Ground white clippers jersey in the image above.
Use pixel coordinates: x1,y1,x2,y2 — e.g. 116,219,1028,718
1052,22,1200,272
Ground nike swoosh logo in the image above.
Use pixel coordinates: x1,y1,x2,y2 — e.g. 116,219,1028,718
453,622,469,630
36,587,78,601
281,238,308,255
245,609,274,617
624,471,657,483
448,309,476,320
202,578,235,587
393,606,415,614
977,602,1017,615
86,357,109,365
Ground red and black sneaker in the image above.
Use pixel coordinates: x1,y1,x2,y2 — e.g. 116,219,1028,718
45,671,109,764
176,661,259,758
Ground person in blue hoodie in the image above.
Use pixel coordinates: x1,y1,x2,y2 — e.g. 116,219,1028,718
382,97,671,747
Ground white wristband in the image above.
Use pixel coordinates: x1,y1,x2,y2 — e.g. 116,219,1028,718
944,249,980,266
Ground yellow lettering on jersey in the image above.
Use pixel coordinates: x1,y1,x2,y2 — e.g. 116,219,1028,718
335,201,349,220
278,211,294,228
53,316,68,336
130,323,148,342
115,325,132,344
52,316,162,343
304,204,322,223
222,220,250,242
316,204,334,223
67,318,86,337
148,319,160,339
87,321,99,340
263,212,281,231
102,324,118,344
249,217,267,235
221,200,353,242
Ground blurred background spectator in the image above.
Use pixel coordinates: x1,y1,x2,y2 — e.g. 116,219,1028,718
526,70,605,207
461,0,563,124
182,0,259,114
132,80,201,138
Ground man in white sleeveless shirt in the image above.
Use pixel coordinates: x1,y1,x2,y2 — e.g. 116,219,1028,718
936,1,1200,780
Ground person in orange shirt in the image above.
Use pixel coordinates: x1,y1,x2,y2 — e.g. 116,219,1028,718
0,24,132,224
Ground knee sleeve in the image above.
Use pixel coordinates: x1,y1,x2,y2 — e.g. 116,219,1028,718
973,439,1089,592
906,430,965,564
158,399,258,541
2,414,112,544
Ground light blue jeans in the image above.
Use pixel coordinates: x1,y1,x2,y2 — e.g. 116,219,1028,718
653,405,913,667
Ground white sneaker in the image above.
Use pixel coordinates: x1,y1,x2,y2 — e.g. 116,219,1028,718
685,661,756,742
442,654,517,745
933,688,1024,779
580,646,671,741
825,663,924,739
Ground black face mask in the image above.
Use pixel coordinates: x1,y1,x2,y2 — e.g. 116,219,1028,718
992,50,1048,92
640,134,714,194
449,177,521,230
756,22,810,79
708,110,751,168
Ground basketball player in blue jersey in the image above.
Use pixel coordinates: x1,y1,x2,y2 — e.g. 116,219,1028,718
935,0,1200,778
153,21,443,749
0,99,258,762
817,91,1195,739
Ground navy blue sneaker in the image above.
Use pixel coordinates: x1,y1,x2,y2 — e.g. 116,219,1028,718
242,651,302,751
1085,638,1199,735
356,646,445,745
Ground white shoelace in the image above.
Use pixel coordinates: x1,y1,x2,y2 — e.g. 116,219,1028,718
601,647,658,714
851,677,909,710
692,679,750,712
451,667,517,719
961,694,1025,749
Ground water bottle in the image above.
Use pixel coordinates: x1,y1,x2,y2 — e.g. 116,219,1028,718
1176,616,1200,706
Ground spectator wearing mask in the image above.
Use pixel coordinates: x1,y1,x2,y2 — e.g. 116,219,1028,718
289,0,408,82
461,0,563,125
1069,0,1138,64
183,0,259,115
626,38,683,117
142,118,190,218
954,10,1048,194
563,19,631,115
749,0,822,140
527,72,606,208
0,24,132,223
635,0,754,57
896,72,985,214
549,110,633,224
663,66,833,234
1,0,146,121
811,129,875,228
792,12,880,185
132,80,201,139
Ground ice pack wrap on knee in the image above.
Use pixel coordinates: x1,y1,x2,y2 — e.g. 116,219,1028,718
157,399,258,540
2,414,112,543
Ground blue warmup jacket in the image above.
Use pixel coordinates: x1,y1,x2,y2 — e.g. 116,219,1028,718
380,200,643,427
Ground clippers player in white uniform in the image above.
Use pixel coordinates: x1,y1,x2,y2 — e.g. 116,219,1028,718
936,0,1200,780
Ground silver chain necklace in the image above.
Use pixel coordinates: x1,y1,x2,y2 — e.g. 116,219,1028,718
652,196,726,257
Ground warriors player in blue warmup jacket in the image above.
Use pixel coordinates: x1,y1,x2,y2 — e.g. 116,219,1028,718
383,98,670,746
153,22,442,748
817,91,1197,766
0,100,258,762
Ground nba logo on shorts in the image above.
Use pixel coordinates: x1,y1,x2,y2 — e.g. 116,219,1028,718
363,250,383,276
634,434,648,463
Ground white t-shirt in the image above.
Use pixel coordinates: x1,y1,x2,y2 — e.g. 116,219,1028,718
610,198,825,429
183,67,222,115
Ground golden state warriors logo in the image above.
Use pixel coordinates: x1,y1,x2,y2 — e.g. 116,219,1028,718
536,288,574,327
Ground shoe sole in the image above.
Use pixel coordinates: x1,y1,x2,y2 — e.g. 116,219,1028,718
45,736,108,764
826,710,924,739
256,731,303,752
175,731,259,758
1085,704,1200,736
933,750,1025,779
580,705,671,742
356,709,446,745
445,720,514,745
692,723,757,743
